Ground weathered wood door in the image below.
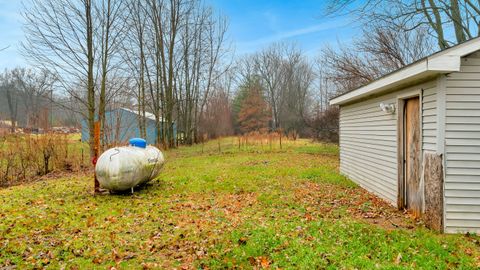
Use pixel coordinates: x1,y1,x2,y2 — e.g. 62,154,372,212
404,97,422,217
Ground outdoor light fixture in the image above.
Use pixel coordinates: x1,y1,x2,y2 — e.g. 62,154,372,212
380,102,396,114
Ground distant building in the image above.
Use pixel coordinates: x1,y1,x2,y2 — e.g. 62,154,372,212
81,108,176,145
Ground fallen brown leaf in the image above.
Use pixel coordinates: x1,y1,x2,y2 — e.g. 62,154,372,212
395,253,402,264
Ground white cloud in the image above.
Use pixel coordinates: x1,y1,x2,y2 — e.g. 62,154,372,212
236,18,349,54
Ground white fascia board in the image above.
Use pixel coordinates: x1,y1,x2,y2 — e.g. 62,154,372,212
434,37,480,59
330,60,428,105
330,55,461,106
427,55,461,72
331,38,480,106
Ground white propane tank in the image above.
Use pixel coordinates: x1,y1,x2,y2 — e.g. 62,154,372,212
95,138,165,192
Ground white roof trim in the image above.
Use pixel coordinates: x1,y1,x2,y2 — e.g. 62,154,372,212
121,107,164,122
330,37,480,105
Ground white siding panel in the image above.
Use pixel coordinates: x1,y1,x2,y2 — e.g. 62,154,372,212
339,92,399,204
446,138,480,146
446,212,480,219
447,109,480,116
445,182,480,190
447,168,480,175
445,204,480,212
339,82,437,207
423,85,437,152
446,131,480,139
446,124,480,131
444,175,480,182
445,53,480,233
446,197,480,205
447,153,480,160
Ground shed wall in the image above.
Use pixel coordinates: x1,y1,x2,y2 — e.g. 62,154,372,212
80,109,175,146
444,52,480,233
104,109,157,145
339,82,437,205
422,86,437,152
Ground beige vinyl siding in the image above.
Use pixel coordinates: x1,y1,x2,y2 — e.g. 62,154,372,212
444,52,480,233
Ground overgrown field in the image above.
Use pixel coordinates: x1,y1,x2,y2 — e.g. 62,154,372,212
0,138,479,269
0,134,90,187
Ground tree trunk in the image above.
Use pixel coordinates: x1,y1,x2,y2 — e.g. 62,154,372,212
86,0,96,158
422,0,448,49
450,0,467,43
5,86,17,133
99,0,112,148
139,46,146,138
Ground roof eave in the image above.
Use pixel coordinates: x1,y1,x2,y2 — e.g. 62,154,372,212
330,55,462,106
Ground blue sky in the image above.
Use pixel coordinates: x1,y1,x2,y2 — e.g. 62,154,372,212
0,0,24,69
206,0,360,56
0,0,361,69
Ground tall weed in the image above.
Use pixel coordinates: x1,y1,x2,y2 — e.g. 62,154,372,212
0,134,89,187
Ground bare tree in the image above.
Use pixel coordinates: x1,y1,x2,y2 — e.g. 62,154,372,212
325,0,480,49
0,70,18,132
197,12,230,133
278,51,314,134
234,44,314,135
22,0,232,148
176,2,210,144
23,0,133,153
320,25,434,93
253,43,287,130
95,0,128,147
22,0,96,156
124,0,148,138
12,68,56,129
143,0,185,148
199,88,234,139
167,0,230,144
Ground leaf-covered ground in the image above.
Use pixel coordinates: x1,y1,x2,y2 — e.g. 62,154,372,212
0,138,479,269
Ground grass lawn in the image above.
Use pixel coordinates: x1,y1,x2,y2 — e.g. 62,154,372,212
0,138,479,269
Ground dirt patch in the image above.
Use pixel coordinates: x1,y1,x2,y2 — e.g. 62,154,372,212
294,182,418,230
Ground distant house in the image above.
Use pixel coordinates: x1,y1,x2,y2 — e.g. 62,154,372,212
330,37,480,233
81,108,176,145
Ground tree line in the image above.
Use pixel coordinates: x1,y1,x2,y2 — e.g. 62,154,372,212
228,0,480,140
3,0,480,153
0,68,65,132
19,0,230,156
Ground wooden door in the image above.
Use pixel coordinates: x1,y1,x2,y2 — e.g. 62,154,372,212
404,97,422,217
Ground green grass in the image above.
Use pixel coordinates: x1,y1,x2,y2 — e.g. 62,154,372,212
0,138,479,269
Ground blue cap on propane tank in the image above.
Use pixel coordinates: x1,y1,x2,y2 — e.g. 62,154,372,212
129,138,147,148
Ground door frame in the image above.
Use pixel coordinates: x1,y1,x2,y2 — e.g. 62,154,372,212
396,89,423,210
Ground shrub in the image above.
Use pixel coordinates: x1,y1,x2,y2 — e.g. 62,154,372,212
308,107,339,143
0,133,89,187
